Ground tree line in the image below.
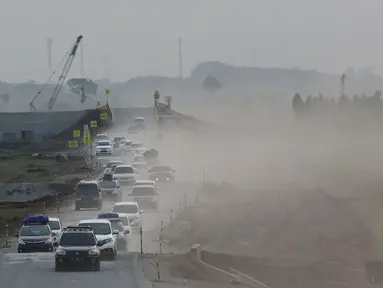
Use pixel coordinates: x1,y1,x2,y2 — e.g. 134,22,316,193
292,90,383,124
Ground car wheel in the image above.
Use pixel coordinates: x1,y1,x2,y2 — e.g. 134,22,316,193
75,205,80,211
94,260,101,271
18,249,22,253
110,253,116,261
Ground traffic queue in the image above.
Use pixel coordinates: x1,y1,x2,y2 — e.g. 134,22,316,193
14,117,177,272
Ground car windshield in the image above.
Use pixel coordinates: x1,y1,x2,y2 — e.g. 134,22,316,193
48,220,60,230
132,186,155,196
96,135,108,141
114,137,125,142
151,166,172,173
78,223,111,235
98,141,110,146
107,161,123,168
20,225,50,236
112,204,138,214
109,220,124,232
135,118,144,123
119,217,130,226
100,181,117,188
76,184,99,195
115,166,134,174
131,143,142,148
135,182,154,187
60,233,96,246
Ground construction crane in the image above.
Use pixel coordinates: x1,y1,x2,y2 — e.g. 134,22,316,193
29,35,83,112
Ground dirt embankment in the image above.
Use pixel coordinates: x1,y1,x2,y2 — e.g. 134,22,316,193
162,183,372,287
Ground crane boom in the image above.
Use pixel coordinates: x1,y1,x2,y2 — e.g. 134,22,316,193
48,35,83,110
29,35,83,112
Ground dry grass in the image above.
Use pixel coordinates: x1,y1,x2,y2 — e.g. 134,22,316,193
0,153,84,183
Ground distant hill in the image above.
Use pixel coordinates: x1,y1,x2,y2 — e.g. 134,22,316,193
1,62,383,112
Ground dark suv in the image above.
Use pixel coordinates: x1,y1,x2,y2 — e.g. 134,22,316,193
54,226,101,271
75,180,103,211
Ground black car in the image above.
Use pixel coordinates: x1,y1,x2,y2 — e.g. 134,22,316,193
54,226,101,271
148,165,175,182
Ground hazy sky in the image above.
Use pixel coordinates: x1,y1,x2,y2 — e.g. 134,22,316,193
0,0,381,82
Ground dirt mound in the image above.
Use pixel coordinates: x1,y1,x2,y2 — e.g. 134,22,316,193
167,185,371,266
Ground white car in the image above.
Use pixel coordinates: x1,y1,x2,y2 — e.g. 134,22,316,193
97,213,131,251
134,180,157,191
48,217,63,245
113,165,136,186
96,140,113,156
94,133,109,145
112,202,143,228
78,219,118,260
104,160,125,174
116,213,133,233
129,185,159,210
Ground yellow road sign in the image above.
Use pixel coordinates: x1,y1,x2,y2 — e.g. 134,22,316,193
90,120,97,128
100,112,107,120
105,89,110,95
73,129,80,138
68,140,79,148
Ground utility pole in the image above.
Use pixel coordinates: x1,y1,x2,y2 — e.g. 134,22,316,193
47,38,53,72
177,38,183,79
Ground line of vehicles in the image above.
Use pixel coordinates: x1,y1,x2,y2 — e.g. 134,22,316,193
15,118,178,272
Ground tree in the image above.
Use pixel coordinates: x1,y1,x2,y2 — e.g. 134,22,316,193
202,75,223,94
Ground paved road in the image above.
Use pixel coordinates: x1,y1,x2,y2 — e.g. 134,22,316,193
0,128,198,288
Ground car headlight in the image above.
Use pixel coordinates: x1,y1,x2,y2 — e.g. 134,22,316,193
45,239,52,244
88,249,99,256
99,238,113,246
156,178,159,181
166,178,170,181
56,249,66,256
18,239,25,244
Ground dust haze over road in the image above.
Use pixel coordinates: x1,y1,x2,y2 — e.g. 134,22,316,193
156,96,383,286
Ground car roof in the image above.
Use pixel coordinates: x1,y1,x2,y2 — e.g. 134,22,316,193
135,180,155,183
132,162,146,165
115,165,133,168
151,165,171,168
133,185,155,189
96,134,108,136
48,217,59,221
107,160,124,164
113,201,138,206
78,180,99,185
79,219,111,224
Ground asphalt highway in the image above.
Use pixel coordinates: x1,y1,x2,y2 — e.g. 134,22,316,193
0,128,197,288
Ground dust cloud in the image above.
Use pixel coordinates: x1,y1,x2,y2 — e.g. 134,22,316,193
149,96,383,267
